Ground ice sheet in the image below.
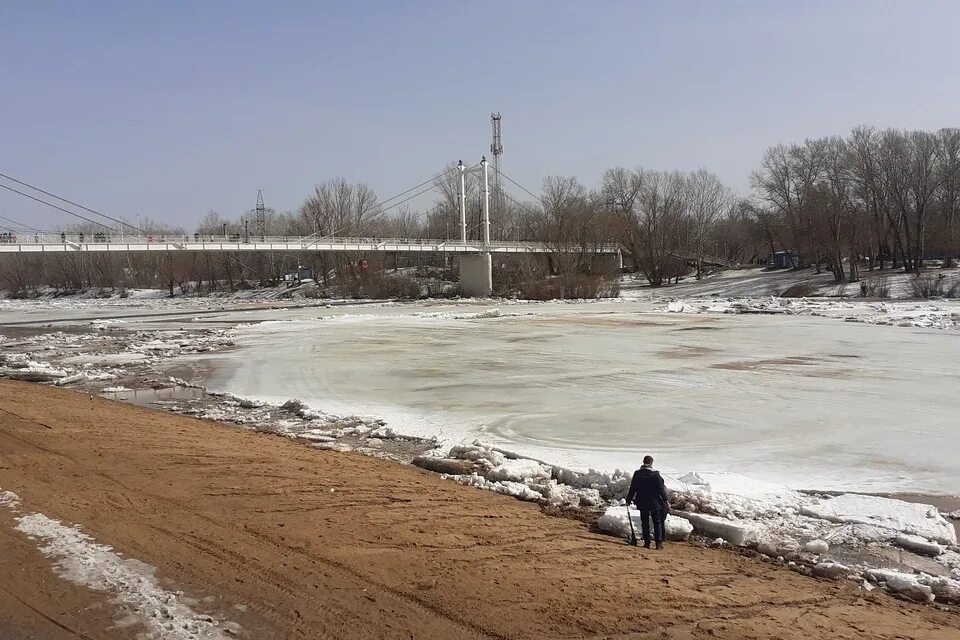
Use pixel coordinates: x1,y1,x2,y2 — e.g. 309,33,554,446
205,302,960,495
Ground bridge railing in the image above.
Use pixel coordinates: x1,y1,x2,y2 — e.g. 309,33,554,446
0,232,621,254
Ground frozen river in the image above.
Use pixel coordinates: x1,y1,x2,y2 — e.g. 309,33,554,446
201,301,960,494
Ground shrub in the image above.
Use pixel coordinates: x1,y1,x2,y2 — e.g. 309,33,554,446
426,282,463,299
514,273,620,300
859,278,890,298
946,279,960,299
779,283,816,298
358,273,424,299
909,271,946,298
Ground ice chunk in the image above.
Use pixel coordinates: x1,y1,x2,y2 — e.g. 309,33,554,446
448,444,506,468
813,562,850,580
867,569,935,603
553,466,630,500
926,575,960,603
674,512,761,546
596,507,693,542
894,534,945,557
800,494,957,546
456,475,543,502
757,537,800,558
0,363,70,382
413,456,479,476
485,458,550,483
802,539,829,554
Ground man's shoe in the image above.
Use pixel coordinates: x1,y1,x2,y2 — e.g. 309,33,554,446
655,542,663,550
643,542,651,549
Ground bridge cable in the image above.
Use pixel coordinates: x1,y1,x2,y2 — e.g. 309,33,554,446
0,183,115,232
373,165,463,210
0,172,141,233
0,213,46,233
494,168,542,202
310,164,479,240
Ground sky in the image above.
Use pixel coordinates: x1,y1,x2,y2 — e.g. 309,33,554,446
2,0,959,232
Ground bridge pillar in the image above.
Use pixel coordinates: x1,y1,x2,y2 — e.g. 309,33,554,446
459,253,492,297
606,249,624,273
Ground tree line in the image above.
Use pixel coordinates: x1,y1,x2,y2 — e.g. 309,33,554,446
2,125,958,294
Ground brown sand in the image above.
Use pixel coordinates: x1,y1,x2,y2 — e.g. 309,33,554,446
0,380,958,640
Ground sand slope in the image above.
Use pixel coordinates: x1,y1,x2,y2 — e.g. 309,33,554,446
0,380,957,639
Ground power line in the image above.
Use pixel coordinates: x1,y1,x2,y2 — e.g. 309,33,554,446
0,183,114,231
0,172,140,233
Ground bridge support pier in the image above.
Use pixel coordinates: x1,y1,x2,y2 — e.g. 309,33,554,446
459,253,492,297
598,249,624,274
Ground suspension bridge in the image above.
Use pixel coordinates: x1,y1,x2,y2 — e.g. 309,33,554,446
0,232,617,256
0,157,621,296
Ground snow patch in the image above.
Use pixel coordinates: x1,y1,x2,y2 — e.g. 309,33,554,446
14,513,234,639
0,490,20,508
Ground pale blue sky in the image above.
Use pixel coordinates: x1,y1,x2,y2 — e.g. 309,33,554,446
2,1,958,230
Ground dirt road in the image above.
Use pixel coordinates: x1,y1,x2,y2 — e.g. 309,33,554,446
1,380,957,639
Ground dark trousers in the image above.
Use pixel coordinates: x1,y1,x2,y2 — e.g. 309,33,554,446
639,508,665,543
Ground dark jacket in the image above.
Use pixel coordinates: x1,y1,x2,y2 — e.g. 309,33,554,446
626,465,669,510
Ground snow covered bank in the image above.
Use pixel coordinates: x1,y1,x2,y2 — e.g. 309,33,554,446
663,297,960,330
0,328,235,391
0,352,117,384
621,265,960,301
1,486,238,639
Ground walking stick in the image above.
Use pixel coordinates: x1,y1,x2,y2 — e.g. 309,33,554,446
625,504,639,546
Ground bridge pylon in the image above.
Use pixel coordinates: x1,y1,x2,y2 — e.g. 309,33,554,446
456,156,493,296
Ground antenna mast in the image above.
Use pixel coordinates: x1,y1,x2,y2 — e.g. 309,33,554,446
255,189,266,239
490,112,503,240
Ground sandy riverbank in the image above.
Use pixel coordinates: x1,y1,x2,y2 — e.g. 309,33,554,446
1,380,958,639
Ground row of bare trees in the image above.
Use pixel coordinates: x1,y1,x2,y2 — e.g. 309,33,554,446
752,127,960,283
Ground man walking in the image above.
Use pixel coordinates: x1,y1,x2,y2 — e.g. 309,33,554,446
625,455,669,550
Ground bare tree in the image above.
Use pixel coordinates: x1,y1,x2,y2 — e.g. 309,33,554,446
300,179,379,237
935,128,960,266
687,169,735,278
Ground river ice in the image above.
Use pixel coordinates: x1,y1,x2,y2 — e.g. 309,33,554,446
202,300,960,495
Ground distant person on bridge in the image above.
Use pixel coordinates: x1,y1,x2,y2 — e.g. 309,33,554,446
625,455,670,550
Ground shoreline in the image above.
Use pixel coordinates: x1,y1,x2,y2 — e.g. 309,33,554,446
2,300,959,607
1,379,958,639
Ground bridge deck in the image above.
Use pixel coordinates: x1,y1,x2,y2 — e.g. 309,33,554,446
0,235,619,255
